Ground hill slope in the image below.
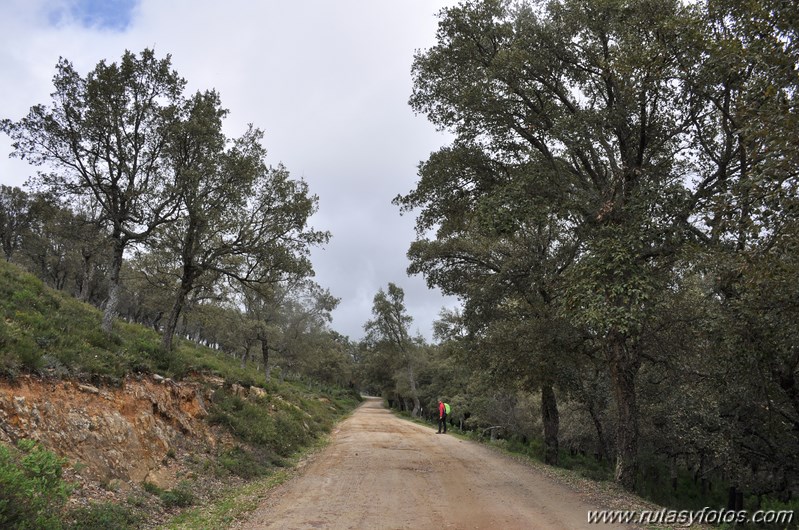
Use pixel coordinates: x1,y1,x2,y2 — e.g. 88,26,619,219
0,259,360,528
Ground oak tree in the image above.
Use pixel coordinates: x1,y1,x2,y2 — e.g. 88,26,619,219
2,49,185,333
364,283,423,417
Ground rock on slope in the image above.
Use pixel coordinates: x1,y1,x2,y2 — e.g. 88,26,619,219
0,373,224,488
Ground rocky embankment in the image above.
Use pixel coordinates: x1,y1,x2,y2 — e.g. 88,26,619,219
0,374,235,490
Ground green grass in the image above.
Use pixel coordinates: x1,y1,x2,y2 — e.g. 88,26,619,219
65,501,141,530
161,468,293,530
635,460,728,511
142,481,196,508
0,259,362,528
0,440,71,530
0,259,266,384
208,382,359,460
160,425,344,529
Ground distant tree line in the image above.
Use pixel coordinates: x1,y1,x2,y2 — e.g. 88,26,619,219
359,0,799,512
0,50,352,387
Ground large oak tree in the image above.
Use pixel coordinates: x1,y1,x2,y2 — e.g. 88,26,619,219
152,89,329,350
2,49,184,333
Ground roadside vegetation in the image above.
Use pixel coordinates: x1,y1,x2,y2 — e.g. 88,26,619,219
0,259,360,529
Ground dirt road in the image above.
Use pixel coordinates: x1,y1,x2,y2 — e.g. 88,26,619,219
241,397,621,530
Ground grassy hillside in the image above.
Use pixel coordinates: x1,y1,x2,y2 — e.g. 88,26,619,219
0,259,257,383
0,259,360,529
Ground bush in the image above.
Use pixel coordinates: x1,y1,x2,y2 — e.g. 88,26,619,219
66,502,140,530
209,393,274,446
0,440,70,530
141,481,161,496
272,410,310,456
209,391,313,458
161,482,195,508
85,329,122,350
219,447,269,480
142,480,195,508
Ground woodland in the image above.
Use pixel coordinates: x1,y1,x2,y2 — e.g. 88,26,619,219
1,0,798,519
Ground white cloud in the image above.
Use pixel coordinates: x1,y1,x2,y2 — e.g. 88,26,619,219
0,0,460,341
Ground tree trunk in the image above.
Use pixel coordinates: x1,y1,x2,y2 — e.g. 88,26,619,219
102,240,125,334
261,338,271,382
406,362,421,417
161,278,193,351
2,229,13,261
241,344,250,370
78,248,94,301
727,486,744,510
541,383,560,465
670,454,678,492
53,263,67,290
609,333,640,490
78,252,94,302
587,402,610,462
776,353,799,430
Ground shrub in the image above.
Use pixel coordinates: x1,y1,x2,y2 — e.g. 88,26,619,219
164,481,196,508
85,329,122,350
16,341,44,372
141,481,161,496
0,440,70,530
142,480,196,508
218,446,273,479
209,393,274,446
66,501,140,530
272,410,310,457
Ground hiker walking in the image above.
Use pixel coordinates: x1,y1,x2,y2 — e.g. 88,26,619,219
437,399,450,434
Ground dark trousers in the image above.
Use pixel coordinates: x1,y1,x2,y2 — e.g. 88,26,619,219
438,413,447,433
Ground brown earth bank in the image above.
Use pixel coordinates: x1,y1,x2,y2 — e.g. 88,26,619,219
0,374,223,484
239,397,635,530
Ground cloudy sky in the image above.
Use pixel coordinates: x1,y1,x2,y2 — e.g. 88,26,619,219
0,0,461,341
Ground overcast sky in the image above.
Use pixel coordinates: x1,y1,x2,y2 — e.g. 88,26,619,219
0,0,461,342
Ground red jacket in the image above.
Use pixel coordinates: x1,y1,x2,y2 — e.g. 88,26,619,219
438,401,445,418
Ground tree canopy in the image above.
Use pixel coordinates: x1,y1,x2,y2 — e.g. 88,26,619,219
2,49,328,350
399,0,799,491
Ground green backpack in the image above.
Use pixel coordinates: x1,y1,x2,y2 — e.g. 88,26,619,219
444,403,451,415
